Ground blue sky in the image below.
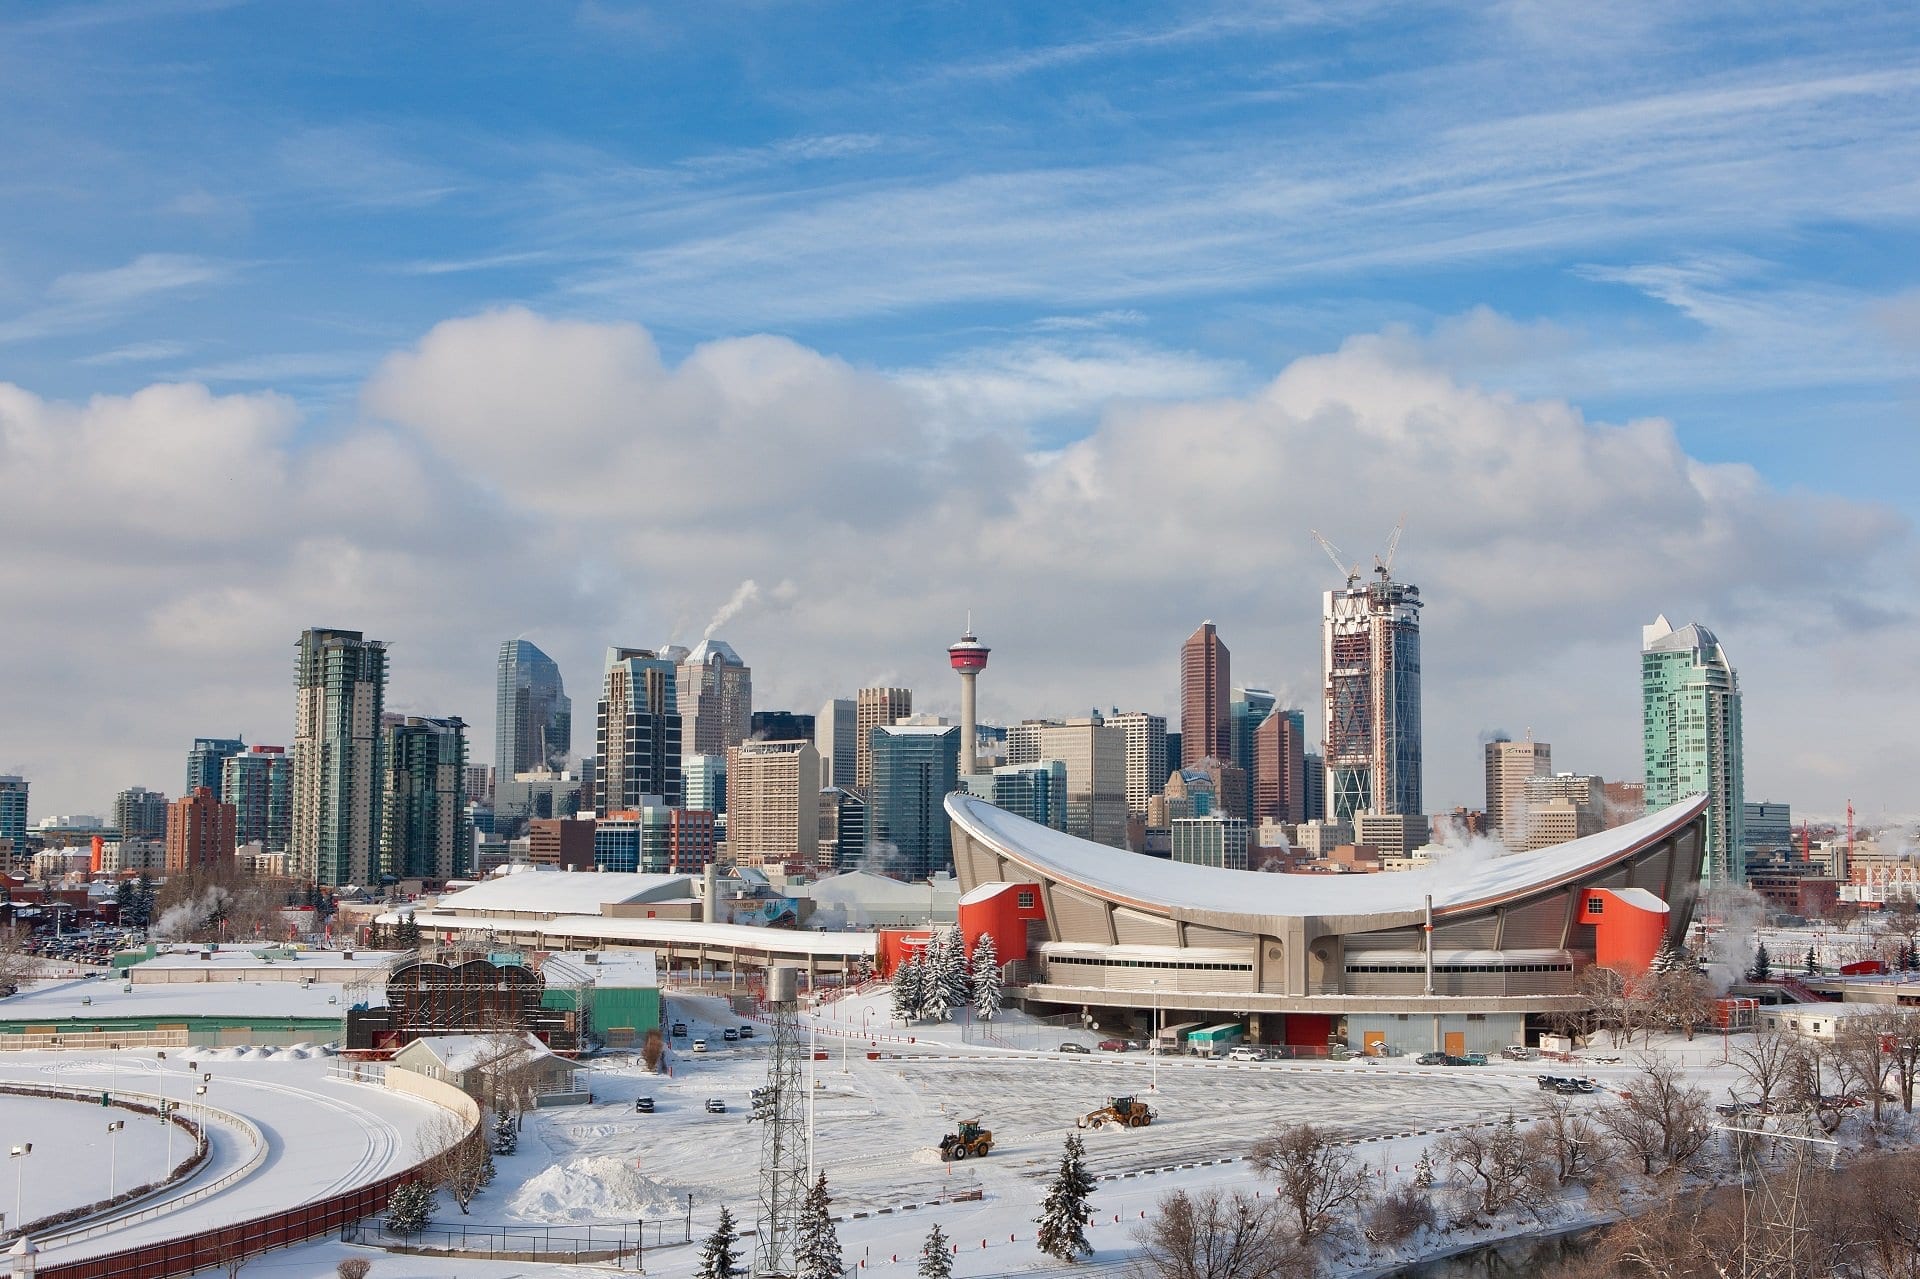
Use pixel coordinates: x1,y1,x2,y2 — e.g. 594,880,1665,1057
3,1,1918,819
7,1,1917,489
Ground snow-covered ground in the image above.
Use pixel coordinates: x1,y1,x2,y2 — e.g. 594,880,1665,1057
0,1049,444,1266
0,1095,179,1224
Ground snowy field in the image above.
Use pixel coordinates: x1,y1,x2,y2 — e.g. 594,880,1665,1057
0,1095,179,1225
0,1049,445,1266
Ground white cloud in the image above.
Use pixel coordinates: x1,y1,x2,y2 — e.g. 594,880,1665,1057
1,310,1913,825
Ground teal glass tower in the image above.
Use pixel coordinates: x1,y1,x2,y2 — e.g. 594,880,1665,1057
1642,615,1744,888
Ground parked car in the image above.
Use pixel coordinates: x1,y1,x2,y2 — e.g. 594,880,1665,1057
722,1028,740,1042
1225,1047,1264,1062
1097,1039,1131,1052
1057,1042,1091,1054
690,1038,709,1053
672,1022,688,1037
738,1025,754,1039
705,1098,727,1114
635,1096,655,1113
1460,1052,1488,1066
1501,1045,1536,1061
1417,1052,1447,1065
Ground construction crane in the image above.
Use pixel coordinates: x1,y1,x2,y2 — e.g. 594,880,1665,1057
1310,530,1362,588
1374,515,1406,580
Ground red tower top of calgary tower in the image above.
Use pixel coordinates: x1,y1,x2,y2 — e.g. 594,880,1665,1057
948,622,990,673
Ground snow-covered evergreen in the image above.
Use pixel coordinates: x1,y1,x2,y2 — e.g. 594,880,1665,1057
971,932,1002,1020
795,1172,843,1279
696,1205,743,1279
492,1111,518,1155
940,927,971,1010
891,958,922,1023
918,946,953,1023
384,1181,435,1235
918,1223,954,1279
1035,1131,1095,1262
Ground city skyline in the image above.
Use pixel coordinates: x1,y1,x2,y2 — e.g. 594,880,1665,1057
2,6,1916,824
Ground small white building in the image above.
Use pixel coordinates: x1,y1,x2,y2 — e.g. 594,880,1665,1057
390,1032,589,1106
1758,1001,1877,1042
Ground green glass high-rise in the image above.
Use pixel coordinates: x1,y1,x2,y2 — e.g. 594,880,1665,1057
292,627,388,887
1642,615,1744,888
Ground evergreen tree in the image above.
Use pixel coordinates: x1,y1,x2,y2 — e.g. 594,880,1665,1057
918,952,953,1023
396,914,421,948
1035,1132,1095,1263
493,1111,518,1155
695,1205,743,1279
1804,946,1819,975
132,873,155,929
891,957,922,1023
1649,938,1681,974
970,933,1002,1021
384,1180,435,1235
941,927,971,1010
1413,1150,1436,1190
1748,943,1772,982
795,1172,843,1279
918,1223,953,1279
113,879,134,919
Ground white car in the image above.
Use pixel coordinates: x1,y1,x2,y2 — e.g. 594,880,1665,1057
1225,1046,1264,1062
690,1038,709,1053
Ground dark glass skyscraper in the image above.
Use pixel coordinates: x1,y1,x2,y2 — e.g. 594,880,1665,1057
186,737,245,797
495,640,572,781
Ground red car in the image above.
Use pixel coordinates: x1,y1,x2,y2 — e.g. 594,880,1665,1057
1097,1039,1131,1052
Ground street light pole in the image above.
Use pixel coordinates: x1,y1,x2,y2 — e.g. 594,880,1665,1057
106,1121,124,1198
1150,979,1161,1093
9,1143,30,1231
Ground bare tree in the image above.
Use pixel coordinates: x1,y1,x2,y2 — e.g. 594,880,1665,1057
1836,1016,1900,1124
1248,1122,1372,1245
336,1261,371,1279
1598,1057,1712,1176
1784,1038,1855,1134
0,925,42,993
1879,1007,1920,1113
1435,1115,1553,1222
1540,1098,1611,1187
415,1109,491,1214
1729,1028,1799,1113
1129,1188,1317,1279
1647,969,1716,1041
1363,1185,1436,1249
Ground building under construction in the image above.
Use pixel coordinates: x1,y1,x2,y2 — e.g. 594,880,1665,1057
343,946,594,1055
1319,529,1423,824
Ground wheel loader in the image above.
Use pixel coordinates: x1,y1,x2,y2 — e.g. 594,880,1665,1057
1078,1094,1156,1129
938,1117,994,1160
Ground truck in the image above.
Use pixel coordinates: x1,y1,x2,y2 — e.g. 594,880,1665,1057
1154,1020,1204,1054
1185,1023,1247,1057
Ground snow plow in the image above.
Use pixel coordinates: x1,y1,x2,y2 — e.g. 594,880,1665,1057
1078,1095,1156,1129
939,1118,994,1161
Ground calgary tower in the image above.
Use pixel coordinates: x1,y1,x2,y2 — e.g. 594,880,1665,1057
947,618,990,775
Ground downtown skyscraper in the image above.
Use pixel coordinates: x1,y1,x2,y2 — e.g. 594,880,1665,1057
383,714,471,881
495,639,571,781
595,647,682,812
291,627,387,887
674,639,752,756
1179,622,1231,766
1643,615,1744,888
1322,568,1422,822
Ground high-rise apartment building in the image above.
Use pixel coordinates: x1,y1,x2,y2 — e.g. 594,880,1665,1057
291,628,388,886
855,687,913,790
1643,615,1744,887
165,786,237,873
866,722,959,879
0,776,26,853
1180,622,1231,766
382,715,471,881
1252,708,1307,823
1484,734,1551,847
1038,718,1128,849
1171,814,1249,869
1323,569,1422,821
1005,719,1061,769
595,647,683,812
814,699,857,789
113,786,170,841
725,740,821,867
1302,751,1326,821
677,640,752,756
682,754,726,815
222,746,292,850
186,738,245,797
1103,712,1169,820
495,640,571,782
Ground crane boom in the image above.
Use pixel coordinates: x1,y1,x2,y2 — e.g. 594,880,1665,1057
1375,515,1406,579
1310,530,1360,587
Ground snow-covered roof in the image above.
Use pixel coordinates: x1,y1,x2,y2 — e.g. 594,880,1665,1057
399,1032,559,1074
430,869,692,917
547,949,660,988
1602,887,1669,913
407,910,875,957
684,638,743,666
132,947,403,974
1,976,366,1021
800,870,961,908
948,792,1709,922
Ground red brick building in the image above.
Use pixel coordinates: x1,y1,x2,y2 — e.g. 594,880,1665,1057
164,786,236,873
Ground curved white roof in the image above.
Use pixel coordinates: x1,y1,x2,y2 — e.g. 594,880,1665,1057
947,792,1707,921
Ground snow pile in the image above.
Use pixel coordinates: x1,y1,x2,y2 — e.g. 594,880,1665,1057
509,1155,695,1222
